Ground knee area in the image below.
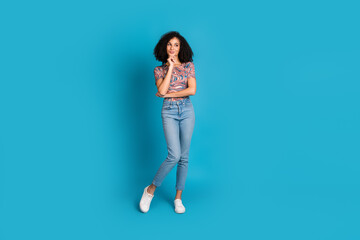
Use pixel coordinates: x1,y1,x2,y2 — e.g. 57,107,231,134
179,155,189,162
178,158,188,166
167,152,181,163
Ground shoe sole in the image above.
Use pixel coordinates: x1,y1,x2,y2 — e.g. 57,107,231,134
175,209,185,214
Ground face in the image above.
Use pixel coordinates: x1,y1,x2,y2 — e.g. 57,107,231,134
167,37,180,57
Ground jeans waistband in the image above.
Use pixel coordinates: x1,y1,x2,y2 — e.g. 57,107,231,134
163,97,190,106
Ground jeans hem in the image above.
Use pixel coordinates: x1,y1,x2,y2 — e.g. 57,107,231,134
152,181,160,188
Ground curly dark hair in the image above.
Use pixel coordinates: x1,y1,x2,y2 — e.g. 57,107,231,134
153,31,194,64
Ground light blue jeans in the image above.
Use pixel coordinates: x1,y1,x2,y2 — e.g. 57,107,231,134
152,97,195,191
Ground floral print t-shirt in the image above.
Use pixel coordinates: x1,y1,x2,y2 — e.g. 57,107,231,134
154,61,196,102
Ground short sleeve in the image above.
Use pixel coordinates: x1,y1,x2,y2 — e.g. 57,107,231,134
188,62,195,78
154,67,164,82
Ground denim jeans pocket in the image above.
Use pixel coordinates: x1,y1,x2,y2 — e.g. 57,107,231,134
162,103,171,110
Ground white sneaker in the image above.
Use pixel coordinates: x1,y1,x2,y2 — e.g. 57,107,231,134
174,199,186,214
139,185,154,213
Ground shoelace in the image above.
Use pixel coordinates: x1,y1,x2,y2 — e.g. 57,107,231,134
175,200,184,208
144,192,153,204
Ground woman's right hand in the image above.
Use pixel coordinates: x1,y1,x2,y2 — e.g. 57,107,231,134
167,55,175,67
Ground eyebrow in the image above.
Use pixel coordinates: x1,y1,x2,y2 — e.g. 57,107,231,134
168,43,179,44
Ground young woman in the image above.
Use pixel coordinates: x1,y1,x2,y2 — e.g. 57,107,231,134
139,31,197,214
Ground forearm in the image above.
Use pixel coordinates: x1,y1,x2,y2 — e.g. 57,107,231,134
158,66,173,95
166,87,195,98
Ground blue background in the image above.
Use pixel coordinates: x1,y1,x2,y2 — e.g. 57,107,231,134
1,0,359,239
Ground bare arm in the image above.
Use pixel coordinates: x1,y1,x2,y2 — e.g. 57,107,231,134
165,88,194,98
156,77,196,98
156,65,174,96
